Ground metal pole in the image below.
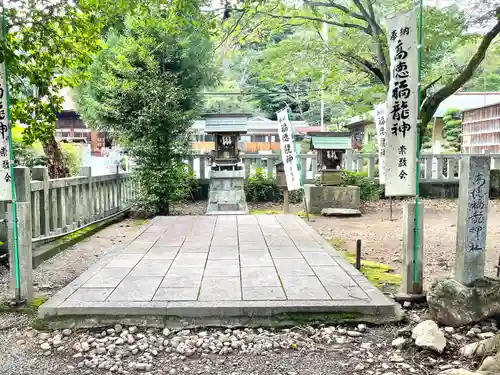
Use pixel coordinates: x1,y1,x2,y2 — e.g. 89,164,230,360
413,0,424,286
355,239,362,270
389,196,393,221
2,3,22,303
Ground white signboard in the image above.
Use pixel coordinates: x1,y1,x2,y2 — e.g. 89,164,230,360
0,39,11,200
385,10,418,197
277,108,302,191
373,102,387,185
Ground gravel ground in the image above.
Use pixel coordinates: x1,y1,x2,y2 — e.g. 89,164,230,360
0,201,497,374
0,310,491,375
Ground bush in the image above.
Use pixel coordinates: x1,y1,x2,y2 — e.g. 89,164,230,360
60,143,83,176
245,168,304,203
341,170,381,200
245,168,281,202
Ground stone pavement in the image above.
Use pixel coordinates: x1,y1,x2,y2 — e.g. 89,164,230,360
39,215,400,328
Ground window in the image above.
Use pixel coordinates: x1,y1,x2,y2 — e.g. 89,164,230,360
240,135,251,142
205,135,214,142
255,135,266,142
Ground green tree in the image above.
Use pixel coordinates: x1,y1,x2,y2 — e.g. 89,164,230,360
220,1,500,148
75,2,217,214
442,108,462,152
3,0,143,177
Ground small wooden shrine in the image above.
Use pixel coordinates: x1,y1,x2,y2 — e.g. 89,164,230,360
204,114,248,171
308,132,351,186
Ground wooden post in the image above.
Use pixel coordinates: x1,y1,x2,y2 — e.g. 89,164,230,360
31,167,49,237
80,166,92,222
283,188,290,213
8,202,33,301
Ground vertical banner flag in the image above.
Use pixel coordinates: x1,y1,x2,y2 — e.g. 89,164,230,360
0,25,11,200
277,108,302,191
385,10,418,197
374,102,387,185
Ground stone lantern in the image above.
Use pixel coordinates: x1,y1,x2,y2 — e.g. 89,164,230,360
204,114,249,215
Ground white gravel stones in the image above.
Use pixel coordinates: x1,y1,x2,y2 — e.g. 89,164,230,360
81,342,90,352
62,329,72,336
40,343,51,351
163,328,171,337
391,337,407,349
347,331,362,337
412,320,447,354
39,333,51,340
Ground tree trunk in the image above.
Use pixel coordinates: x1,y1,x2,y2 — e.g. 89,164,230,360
42,134,70,179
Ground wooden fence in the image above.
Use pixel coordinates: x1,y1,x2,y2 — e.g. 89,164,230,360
187,151,500,183
0,165,137,245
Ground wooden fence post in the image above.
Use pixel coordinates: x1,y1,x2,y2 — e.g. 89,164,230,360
8,202,33,301
80,166,93,222
32,166,50,237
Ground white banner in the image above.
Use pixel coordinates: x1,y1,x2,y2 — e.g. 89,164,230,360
0,30,12,200
277,108,302,191
385,10,418,197
373,102,387,185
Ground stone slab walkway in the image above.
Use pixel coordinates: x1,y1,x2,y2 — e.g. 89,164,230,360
39,215,400,328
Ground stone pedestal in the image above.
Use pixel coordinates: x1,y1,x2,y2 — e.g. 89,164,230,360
455,155,490,285
304,185,360,214
206,170,248,215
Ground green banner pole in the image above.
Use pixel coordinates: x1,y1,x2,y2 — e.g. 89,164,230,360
413,0,424,287
2,4,22,302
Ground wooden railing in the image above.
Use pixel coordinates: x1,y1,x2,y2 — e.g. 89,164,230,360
0,165,137,245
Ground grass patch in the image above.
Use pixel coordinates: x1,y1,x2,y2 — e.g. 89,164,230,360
0,295,49,315
132,218,149,226
327,237,347,250
341,251,401,289
249,209,281,215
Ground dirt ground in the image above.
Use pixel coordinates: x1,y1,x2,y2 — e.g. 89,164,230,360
175,199,500,288
308,199,500,287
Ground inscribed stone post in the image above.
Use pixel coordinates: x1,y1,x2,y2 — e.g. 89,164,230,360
455,155,490,285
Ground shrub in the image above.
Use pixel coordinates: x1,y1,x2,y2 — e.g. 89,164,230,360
341,170,381,200
245,168,304,203
245,168,281,202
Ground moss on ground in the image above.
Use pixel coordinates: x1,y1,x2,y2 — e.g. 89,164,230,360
132,218,149,226
328,237,347,250
249,209,281,215
0,295,48,315
341,251,401,289
249,209,316,219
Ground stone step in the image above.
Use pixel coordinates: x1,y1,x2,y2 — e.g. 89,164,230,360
321,208,362,217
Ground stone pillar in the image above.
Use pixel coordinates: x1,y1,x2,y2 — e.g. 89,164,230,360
80,166,92,223
400,202,424,296
455,155,490,285
32,166,50,237
8,202,33,301
367,156,375,179
13,166,30,202
344,149,353,172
